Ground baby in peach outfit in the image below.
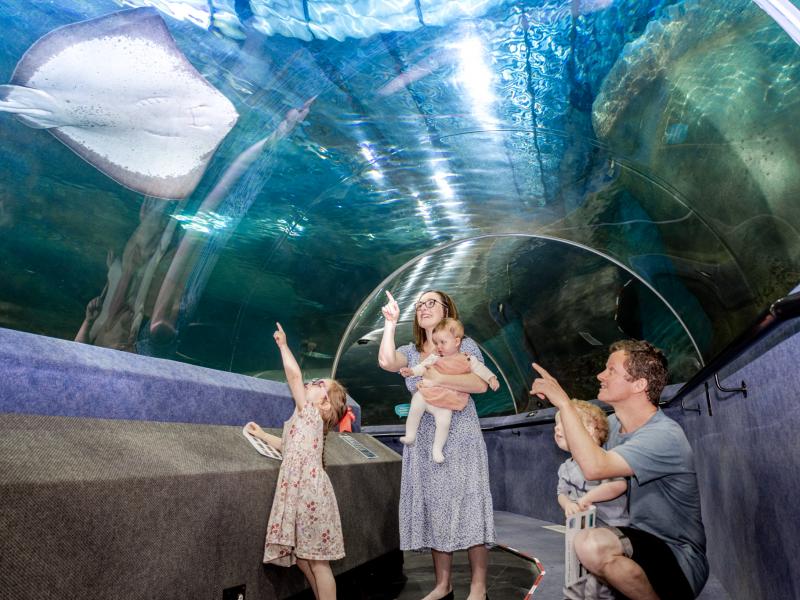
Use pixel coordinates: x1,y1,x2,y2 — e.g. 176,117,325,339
399,318,499,462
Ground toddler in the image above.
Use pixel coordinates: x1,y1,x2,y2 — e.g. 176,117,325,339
399,317,499,463
245,323,348,600
555,400,627,526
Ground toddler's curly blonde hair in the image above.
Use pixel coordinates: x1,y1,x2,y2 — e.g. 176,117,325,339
570,399,610,445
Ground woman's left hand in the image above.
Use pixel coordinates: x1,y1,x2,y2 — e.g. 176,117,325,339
273,322,287,347
381,290,400,324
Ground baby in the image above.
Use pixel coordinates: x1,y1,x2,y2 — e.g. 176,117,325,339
555,400,628,526
399,318,499,463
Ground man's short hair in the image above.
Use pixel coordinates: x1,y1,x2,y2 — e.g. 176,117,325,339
610,340,668,405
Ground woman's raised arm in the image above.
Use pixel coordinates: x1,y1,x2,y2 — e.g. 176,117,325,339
377,291,409,372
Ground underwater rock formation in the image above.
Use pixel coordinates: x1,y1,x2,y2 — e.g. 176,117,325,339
591,0,800,324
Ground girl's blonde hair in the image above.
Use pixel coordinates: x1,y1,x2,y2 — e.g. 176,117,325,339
322,379,348,435
321,379,348,470
413,290,460,351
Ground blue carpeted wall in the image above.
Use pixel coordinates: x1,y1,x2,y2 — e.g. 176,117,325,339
0,327,360,430
669,320,800,600
483,320,800,600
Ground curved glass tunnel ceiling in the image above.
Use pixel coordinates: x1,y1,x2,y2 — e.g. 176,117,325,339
0,0,799,424
334,235,702,425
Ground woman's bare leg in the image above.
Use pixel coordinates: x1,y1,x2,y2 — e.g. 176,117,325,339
421,549,453,600
308,560,337,600
466,544,489,599
297,558,319,599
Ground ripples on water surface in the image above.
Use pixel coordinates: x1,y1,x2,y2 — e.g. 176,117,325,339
1,0,799,423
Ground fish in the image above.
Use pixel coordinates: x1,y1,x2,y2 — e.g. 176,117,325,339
377,50,449,97
0,8,238,199
147,97,315,345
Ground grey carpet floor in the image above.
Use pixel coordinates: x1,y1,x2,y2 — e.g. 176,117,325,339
492,510,730,600
289,510,731,599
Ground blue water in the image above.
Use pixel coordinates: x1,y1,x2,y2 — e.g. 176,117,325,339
1,0,798,424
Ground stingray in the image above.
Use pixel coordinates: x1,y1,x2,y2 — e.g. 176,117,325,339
0,8,238,199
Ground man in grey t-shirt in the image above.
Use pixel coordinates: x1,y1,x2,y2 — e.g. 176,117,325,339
531,340,708,599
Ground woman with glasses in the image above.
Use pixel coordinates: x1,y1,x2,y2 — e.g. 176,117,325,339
379,290,495,600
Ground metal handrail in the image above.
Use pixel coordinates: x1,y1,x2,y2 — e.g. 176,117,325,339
665,290,800,408
481,291,799,425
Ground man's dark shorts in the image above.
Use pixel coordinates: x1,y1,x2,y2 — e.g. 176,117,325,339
611,526,695,600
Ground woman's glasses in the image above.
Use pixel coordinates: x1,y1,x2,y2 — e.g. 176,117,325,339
415,298,447,312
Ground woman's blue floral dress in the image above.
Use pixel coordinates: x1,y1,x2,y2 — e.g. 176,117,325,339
397,337,495,551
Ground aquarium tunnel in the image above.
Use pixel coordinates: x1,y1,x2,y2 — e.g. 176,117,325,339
1,0,799,598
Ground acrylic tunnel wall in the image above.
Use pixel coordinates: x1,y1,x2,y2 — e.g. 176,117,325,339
333,233,703,425
1,0,800,599
0,0,799,418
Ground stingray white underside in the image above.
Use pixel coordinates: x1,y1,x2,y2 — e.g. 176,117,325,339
0,9,239,199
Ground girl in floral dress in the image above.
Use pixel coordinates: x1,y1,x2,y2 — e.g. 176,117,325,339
245,322,348,600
